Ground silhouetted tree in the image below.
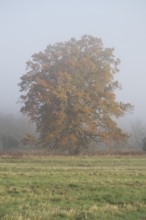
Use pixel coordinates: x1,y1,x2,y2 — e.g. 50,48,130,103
0,134,19,151
142,137,146,152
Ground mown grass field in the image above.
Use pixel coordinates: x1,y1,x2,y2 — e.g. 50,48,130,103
0,155,146,219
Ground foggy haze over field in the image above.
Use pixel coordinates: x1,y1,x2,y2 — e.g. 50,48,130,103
0,0,146,130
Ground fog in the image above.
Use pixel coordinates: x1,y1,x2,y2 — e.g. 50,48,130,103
0,0,146,129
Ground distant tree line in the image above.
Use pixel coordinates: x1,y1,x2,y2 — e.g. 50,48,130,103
0,113,36,152
0,112,146,153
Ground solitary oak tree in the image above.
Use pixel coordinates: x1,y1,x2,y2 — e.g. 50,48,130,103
19,35,132,153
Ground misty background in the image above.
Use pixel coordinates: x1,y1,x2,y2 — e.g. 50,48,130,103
0,0,146,151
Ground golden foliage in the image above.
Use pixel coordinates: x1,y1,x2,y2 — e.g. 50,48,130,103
19,35,133,151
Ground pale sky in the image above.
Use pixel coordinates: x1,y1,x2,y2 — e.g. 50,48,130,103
0,0,146,128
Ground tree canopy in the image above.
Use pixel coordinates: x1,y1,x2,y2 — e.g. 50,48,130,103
19,35,132,153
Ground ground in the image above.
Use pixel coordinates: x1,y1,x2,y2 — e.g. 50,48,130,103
0,154,146,219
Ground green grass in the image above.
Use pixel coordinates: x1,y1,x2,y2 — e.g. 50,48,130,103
0,155,146,219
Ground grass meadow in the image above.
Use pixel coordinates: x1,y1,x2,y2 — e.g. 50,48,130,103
0,155,146,219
